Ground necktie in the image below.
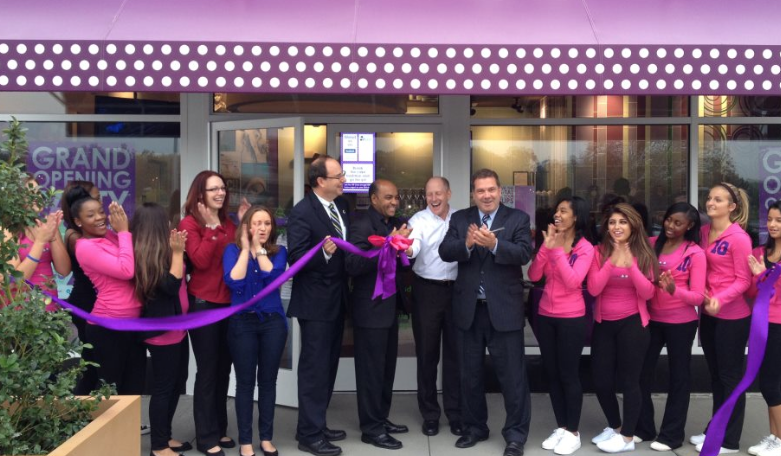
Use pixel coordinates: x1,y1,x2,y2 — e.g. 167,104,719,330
478,213,490,297
328,203,343,239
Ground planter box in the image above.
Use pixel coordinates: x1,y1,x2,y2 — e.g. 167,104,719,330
4,395,141,456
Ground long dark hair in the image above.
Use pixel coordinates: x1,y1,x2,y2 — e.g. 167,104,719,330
653,202,701,257
765,201,781,258
234,205,280,257
131,203,171,304
554,195,592,247
183,170,230,224
599,203,658,278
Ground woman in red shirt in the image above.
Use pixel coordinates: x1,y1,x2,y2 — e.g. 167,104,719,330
178,171,237,456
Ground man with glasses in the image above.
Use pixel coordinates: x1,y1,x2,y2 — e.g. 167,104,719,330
287,156,349,456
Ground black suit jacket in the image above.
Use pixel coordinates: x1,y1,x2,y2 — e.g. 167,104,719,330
287,191,349,321
439,204,532,332
346,207,406,329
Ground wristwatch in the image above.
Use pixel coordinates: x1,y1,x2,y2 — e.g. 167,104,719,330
257,248,267,256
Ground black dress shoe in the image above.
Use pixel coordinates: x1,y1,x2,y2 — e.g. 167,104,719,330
218,438,236,449
383,419,409,434
323,427,347,441
450,421,464,436
422,420,439,436
455,433,488,448
169,442,193,452
504,441,524,456
297,439,342,456
197,448,225,456
361,433,403,450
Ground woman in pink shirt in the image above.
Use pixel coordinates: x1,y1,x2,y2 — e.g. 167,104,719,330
745,201,781,456
529,196,594,455
689,183,752,454
132,203,191,456
6,176,71,309
587,203,657,453
73,193,146,394
636,203,705,451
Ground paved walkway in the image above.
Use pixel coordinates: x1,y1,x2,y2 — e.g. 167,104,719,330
142,393,771,456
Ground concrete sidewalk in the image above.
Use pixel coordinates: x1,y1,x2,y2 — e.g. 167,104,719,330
142,393,769,456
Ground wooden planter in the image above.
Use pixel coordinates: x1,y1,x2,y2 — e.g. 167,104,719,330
5,395,141,456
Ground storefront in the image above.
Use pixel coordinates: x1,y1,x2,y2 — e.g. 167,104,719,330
2,0,781,401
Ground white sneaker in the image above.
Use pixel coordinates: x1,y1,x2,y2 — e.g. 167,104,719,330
597,433,635,453
593,428,617,444
690,433,706,445
759,438,781,456
695,442,738,454
543,428,566,450
633,436,644,444
751,436,778,455
140,424,151,435
650,441,672,452
554,431,582,455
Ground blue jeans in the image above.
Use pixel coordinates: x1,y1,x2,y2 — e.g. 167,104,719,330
228,312,288,444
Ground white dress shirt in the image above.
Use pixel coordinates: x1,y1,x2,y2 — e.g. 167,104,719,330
408,206,458,281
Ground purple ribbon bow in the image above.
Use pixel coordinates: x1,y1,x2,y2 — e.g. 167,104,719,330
700,265,781,456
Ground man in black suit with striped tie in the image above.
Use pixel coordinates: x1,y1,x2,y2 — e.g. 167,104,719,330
288,156,349,456
439,168,532,456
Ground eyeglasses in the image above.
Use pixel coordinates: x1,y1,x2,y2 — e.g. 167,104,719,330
205,186,227,193
324,172,346,180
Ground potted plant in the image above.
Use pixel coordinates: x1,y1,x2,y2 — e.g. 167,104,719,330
0,118,138,456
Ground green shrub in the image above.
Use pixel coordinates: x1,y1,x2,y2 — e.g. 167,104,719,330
0,118,113,455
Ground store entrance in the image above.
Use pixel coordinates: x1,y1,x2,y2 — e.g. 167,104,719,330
324,124,441,392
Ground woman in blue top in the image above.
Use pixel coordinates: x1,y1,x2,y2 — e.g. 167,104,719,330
223,206,288,456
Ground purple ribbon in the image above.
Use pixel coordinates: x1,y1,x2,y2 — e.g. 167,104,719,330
701,265,781,456
41,237,407,331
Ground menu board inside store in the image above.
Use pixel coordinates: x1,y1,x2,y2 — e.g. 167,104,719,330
340,132,375,194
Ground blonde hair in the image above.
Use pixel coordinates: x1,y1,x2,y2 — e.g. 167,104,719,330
599,203,659,279
714,182,750,230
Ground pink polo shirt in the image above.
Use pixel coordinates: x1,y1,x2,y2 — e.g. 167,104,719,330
700,223,752,320
76,231,142,320
587,248,655,326
648,237,705,324
528,238,595,318
747,247,781,325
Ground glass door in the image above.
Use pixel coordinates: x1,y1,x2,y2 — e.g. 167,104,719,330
327,124,441,391
211,117,304,407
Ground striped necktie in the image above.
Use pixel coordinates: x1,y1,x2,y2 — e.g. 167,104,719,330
478,213,490,297
328,203,343,239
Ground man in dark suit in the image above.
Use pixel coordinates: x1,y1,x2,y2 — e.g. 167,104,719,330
346,179,411,451
287,156,349,456
439,169,532,456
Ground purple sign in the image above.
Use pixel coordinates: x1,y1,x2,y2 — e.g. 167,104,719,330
759,147,781,244
341,132,375,194
27,143,136,219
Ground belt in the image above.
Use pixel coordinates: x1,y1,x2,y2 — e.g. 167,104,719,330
476,299,488,306
416,275,454,286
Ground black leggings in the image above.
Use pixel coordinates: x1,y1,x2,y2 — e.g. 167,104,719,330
591,314,649,438
637,320,698,448
536,314,586,432
699,313,750,450
760,323,781,407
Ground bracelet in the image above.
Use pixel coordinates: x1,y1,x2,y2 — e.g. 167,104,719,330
27,254,41,263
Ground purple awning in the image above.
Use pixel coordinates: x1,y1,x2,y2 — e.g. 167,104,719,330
1,0,780,95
